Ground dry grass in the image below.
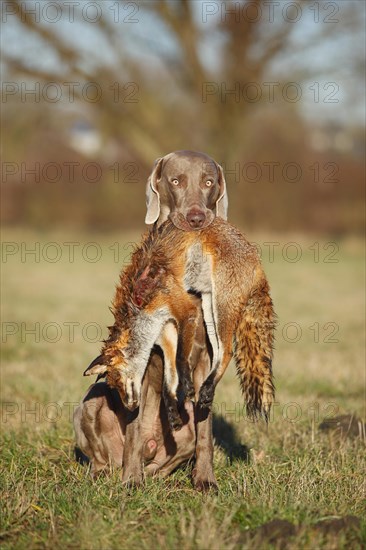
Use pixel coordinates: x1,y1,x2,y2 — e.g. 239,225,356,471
1,228,365,549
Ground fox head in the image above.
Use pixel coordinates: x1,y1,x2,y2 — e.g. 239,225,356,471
84,263,170,409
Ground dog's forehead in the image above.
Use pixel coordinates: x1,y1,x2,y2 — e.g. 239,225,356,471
164,152,217,176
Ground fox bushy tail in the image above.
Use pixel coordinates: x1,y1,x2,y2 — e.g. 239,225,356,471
234,279,276,421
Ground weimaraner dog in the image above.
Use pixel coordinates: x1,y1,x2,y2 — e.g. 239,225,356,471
74,150,228,490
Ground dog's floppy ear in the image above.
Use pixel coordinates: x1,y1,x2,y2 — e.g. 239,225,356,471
215,163,228,220
84,355,107,377
145,157,165,225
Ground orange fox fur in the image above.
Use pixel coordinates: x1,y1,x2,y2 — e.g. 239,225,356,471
85,217,275,427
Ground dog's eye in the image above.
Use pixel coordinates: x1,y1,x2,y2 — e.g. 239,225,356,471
205,180,213,187
171,179,179,186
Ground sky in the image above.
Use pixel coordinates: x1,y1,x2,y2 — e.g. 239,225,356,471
1,0,365,125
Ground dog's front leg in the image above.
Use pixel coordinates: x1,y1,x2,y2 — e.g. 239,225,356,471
122,352,164,485
192,346,218,492
121,406,145,485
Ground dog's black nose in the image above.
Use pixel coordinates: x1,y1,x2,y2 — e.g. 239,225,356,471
187,210,206,229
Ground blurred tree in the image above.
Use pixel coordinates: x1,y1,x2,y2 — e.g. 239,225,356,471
3,0,363,164
2,0,365,232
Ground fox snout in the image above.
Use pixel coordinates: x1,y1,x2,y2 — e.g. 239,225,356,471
107,368,141,411
123,377,141,411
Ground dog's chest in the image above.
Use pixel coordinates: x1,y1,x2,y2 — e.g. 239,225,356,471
184,242,213,293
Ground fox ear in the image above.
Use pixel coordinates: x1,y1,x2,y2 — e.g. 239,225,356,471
133,265,166,307
83,355,107,377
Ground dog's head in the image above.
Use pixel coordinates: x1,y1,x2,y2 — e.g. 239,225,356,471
145,150,228,231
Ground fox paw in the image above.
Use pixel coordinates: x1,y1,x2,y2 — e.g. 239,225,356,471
167,405,183,431
198,382,215,410
183,378,195,402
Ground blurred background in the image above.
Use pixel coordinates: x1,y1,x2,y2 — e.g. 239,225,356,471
2,0,365,234
1,7,365,544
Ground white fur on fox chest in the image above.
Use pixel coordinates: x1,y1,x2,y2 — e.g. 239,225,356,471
184,242,213,293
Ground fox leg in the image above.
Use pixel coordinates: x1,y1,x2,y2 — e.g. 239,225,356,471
200,292,221,372
177,308,198,401
157,321,182,431
200,281,275,418
198,327,234,410
198,352,232,410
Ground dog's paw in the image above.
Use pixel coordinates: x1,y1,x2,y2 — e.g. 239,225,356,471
192,468,218,493
193,479,218,493
121,474,144,489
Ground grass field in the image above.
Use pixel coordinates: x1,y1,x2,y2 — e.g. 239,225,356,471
1,227,365,549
